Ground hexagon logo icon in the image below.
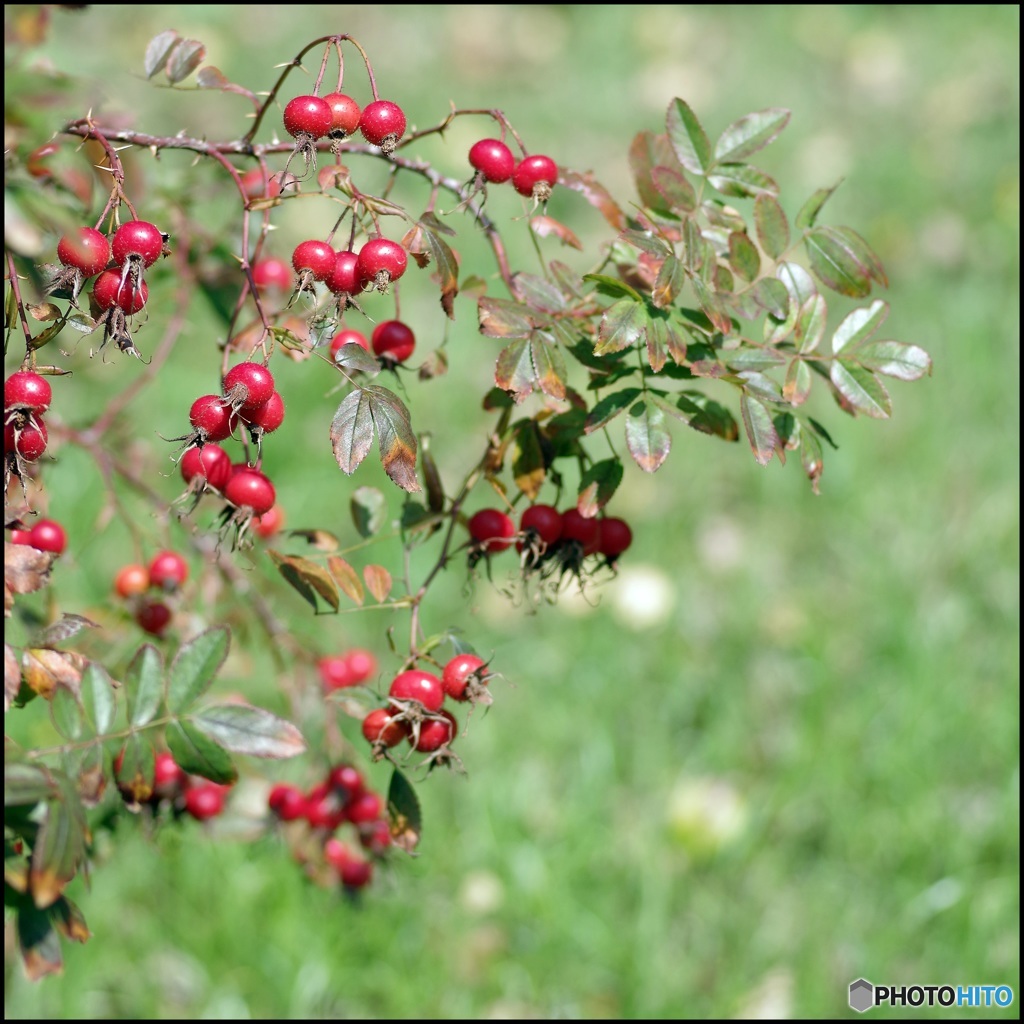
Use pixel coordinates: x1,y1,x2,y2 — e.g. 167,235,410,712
849,978,874,1013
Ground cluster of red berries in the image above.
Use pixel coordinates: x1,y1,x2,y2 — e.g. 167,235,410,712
468,139,558,202
468,504,633,573
283,93,406,156
329,320,416,367
360,654,493,767
8,517,67,555
114,749,233,821
4,370,54,474
52,220,166,356
291,236,408,298
113,549,189,636
268,764,389,890
317,648,379,692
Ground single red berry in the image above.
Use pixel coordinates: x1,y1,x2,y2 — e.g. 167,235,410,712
469,138,516,183
345,790,383,825
152,751,188,799
114,563,149,598
111,221,164,268
5,419,48,461
371,320,415,364
242,390,285,433
9,528,32,546
317,655,356,692
361,707,408,748
357,239,408,292
330,329,371,359
329,764,365,801
222,363,275,413
252,257,293,293
597,516,633,559
180,443,232,491
359,818,392,855
468,508,516,553
283,95,333,140
188,396,238,443
359,100,406,152
519,503,563,549
57,227,110,277
325,250,366,295
561,508,600,555
389,669,445,712
184,783,228,821
442,653,488,702
291,240,336,281
92,270,148,313
512,155,558,198
340,855,373,889
27,519,66,554
224,467,276,516
322,92,362,136
148,550,189,591
346,648,377,683
305,786,346,830
414,710,458,752
136,600,172,636
253,504,285,538
5,371,52,414
268,782,306,821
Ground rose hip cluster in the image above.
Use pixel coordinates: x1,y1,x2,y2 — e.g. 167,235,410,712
291,235,408,299
4,369,54,479
114,748,232,822
283,92,406,157
113,549,190,636
268,763,389,891
467,504,633,576
468,138,558,202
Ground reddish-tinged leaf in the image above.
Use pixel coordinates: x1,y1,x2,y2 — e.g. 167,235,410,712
144,29,180,78
17,902,63,980
726,348,786,373
267,550,340,613
795,294,827,353
512,272,567,314
597,299,648,355
800,424,824,493
50,895,90,943
707,164,778,198
288,529,340,552
558,168,625,231
646,317,668,372
783,360,813,406
625,399,672,473
831,226,888,287
5,642,20,712
165,39,205,84
530,215,582,250
728,232,760,282
754,193,790,260
832,299,888,353
22,649,85,700
420,435,445,512
332,343,381,376
738,370,783,403
651,165,697,213
830,362,892,418
652,254,684,309
691,277,732,335
5,542,55,606
805,226,873,298
196,66,229,89
363,564,392,603
422,228,459,318
753,278,790,320
530,335,567,399
327,556,364,605
577,459,623,517
29,614,100,649
192,703,306,759
714,108,790,164
629,131,680,210
740,394,778,466
366,385,420,493
495,338,536,400
796,181,843,231
667,98,711,174
330,389,374,476
857,341,932,381
478,297,533,339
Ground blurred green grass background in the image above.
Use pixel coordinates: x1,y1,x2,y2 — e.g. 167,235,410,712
4,4,1018,1018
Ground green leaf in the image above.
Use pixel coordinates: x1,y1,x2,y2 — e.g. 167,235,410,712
167,627,229,715
585,388,642,435
596,299,648,356
832,299,888,353
666,98,711,174
728,232,760,282
582,273,643,303
800,424,824,493
191,703,305,759
267,550,340,613
652,254,685,309
49,687,84,741
331,343,381,376
651,165,697,213
495,338,536,400
783,360,813,406
795,181,843,231
726,348,785,372
707,164,778,198
31,796,85,908
16,900,63,980
625,399,672,473
754,194,790,260
795,294,827,353
830,362,892,418
165,720,236,785
422,228,459,318
620,229,673,257
752,278,790,320
738,370,783,403
577,459,623,517
658,391,740,441
125,643,163,727
330,389,374,476
477,297,533,339
740,394,779,466
387,767,422,853
714,108,790,164
366,385,420,493
856,341,933,381
805,226,873,298
351,486,387,538
5,763,57,806
512,420,545,500
530,334,567,400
